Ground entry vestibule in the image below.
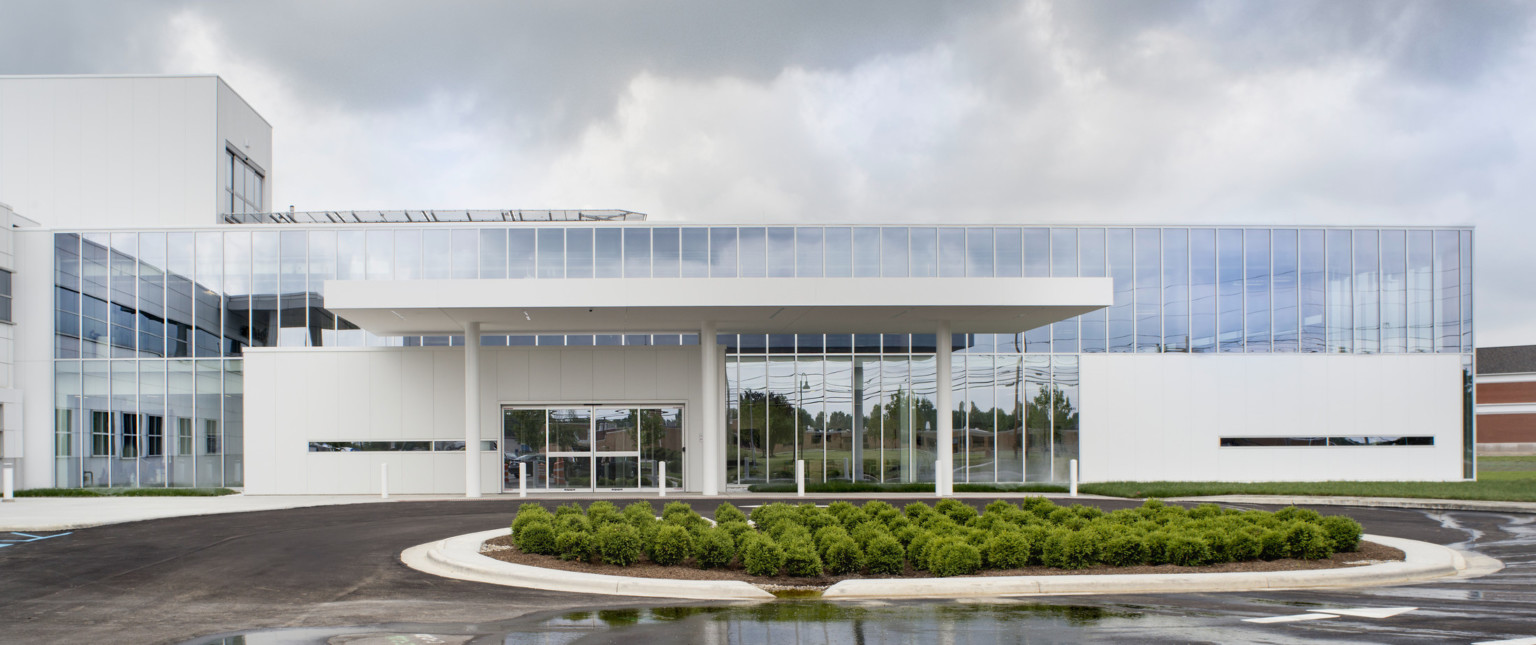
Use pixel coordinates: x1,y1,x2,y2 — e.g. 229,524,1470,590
503,405,684,492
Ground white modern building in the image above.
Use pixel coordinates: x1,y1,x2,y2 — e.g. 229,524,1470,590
0,75,1478,496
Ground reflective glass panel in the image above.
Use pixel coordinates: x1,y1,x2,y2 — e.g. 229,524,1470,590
566,228,593,279
1461,230,1473,352
996,227,1022,277
680,228,709,277
1325,230,1352,353
1107,229,1134,352
966,228,994,277
450,229,477,279
624,228,651,278
1079,228,1107,353
739,227,766,278
508,229,535,279
1300,229,1327,352
1218,229,1244,352
537,228,564,278
938,228,965,277
1023,228,1049,277
824,227,852,278
882,227,909,277
422,229,451,279
1272,230,1299,352
479,229,507,279
1135,229,1161,352
1380,230,1407,353
652,227,680,278
964,355,995,483
1353,230,1379,353
1024,356,1051,482
593,228,621,278
767,227,794,277
1162,228,1189,352
910,227,937,277
710,228,738,278
853,227,880,277
1407,230,1434,352
1245,229,1271,352
795,228,823,277
1435,230,1460,352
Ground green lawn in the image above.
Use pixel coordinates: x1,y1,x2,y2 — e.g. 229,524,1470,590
1079,456,1536,502
15,487,238,497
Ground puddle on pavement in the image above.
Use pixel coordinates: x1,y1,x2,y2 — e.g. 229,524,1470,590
183,601,1147,645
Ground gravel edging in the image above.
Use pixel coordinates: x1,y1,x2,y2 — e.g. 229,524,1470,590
401,529,1485,601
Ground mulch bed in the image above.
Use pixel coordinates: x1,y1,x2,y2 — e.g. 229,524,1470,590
479,534,1405,589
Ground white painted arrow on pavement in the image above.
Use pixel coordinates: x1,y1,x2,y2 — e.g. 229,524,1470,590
1243,606,1417,624
1313,607,1418,619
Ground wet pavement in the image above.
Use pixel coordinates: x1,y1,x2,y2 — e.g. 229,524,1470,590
2,496,1533,644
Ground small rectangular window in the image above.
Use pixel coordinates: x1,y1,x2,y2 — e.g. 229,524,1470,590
177,418,194,455
0,268,11,323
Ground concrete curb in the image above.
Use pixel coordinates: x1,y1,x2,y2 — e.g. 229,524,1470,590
820,534,1471,599
1161,495,1536,514
400,528,776,601
403,530,1484,601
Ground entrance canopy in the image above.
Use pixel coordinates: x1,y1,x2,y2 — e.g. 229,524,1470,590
324,277,1113,335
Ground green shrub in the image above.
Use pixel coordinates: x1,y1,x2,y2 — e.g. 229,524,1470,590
742,535,786,576
928,539,983,577
770,522,812,545
1282,521,1333,560
1100,533,1148,567
719,520,755,548
815,525,851,552
904,501,936,522
1070,504,1105,521
893,525,922,548
1163,534,1212,567
982,531,1031,570
822,536,865,575
516,520,557,555
651,524,695,566
555,502,585,518
1319,515,1363,553
662,501,694,521
511,504,552,539
827,500,858,520
935,499,978,525
555,530,593,562
907,530,939,570
714,502,748,525
884,515,913,534
797,504,839,532
1046,507,1075,525
587,501,622,526
838,507,871,531
782,539,825,577
1020,496,1058,516
1188,503,1223,520
623,501,657,524
864,534,906,575
596,523,643,566
695,527,736,569
983,499,1017,516
850,521,889,547
1042,529,1097,569
555,513,591,535
1256,528,1288,560
1226,529,1262,562
1274,506,1323,524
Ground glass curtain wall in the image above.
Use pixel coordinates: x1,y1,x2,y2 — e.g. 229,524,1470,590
51,226,1475,487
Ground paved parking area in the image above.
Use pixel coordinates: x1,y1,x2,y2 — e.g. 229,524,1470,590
0,496,1531,644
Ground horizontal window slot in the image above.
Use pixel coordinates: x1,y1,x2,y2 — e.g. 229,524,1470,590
1220,436,1433,447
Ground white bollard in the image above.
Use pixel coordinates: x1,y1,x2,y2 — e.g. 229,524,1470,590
935,460,943,498
2,464,13,502
658,461,667,497
518,462,527,498
1069,459,1079,497
796,460,805,497
380,463,389,500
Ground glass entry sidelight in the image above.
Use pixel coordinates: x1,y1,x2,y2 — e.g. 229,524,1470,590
503,405,684,493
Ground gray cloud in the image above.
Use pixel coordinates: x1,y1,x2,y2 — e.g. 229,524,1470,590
2,0,1534,345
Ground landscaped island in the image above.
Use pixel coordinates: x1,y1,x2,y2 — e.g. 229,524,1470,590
499,498,1367,579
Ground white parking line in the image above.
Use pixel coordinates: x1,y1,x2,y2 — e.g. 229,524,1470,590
1243,614,1338,624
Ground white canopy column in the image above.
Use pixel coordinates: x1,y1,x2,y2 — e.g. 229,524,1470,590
464,321,481,498
700,321,720,496
936,321,954,497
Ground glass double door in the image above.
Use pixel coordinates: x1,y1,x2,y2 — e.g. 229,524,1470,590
503,405,683,492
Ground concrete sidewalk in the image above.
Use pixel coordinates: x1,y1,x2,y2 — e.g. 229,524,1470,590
4,490,1533,533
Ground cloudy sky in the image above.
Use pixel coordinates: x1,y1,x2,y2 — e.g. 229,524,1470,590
2,0,1533,346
